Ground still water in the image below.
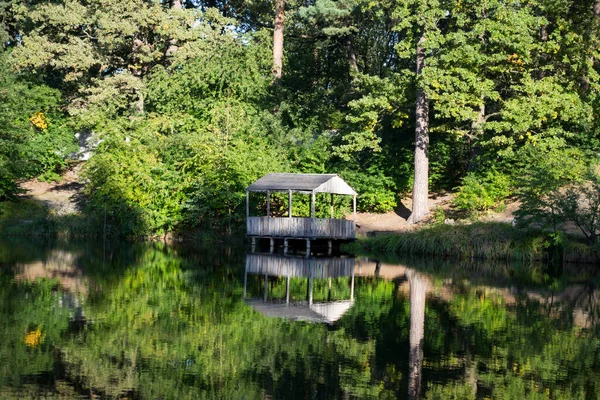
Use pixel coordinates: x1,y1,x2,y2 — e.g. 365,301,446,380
1,238,600,399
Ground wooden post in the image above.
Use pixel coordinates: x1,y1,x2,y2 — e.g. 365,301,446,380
330,193,334,218
328,277,332,301
264,274,268,302
251,237,256,253
269,238,274,254
350,271,355,301
246,191,250,220
328,240,332,256
309,277,313,306
353,195,357,225
286,276,290,304
266,190,270,217
306,239,311,256
311,190,316,218
306,276,310,300
288,189,292,219
284,239,288,255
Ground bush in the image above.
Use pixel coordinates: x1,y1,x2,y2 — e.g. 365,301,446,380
0,51,76,198
341,168,397,213
555,169,600,244
514,140,587,232
453,170,511,214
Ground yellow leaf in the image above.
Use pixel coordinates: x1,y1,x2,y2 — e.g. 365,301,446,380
24,326,44,347
30,112,48,130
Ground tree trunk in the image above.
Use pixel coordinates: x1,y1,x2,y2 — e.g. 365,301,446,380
165,0,183,57
345,35,358,72
133,90,144,115
272,0,285,82
408,271,427,400
409,32,430,224
467,102,485,171
464,353,478,396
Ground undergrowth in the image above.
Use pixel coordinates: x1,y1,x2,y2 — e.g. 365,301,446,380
347,222,600,263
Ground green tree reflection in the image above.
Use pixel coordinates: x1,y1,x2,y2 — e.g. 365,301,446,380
1,242,600,399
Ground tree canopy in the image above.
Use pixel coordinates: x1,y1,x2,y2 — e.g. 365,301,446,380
1,0,600,235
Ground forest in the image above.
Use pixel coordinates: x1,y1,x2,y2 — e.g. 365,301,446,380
1,0,600,239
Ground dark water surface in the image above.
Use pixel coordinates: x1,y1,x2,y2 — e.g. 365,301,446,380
1,238,600,399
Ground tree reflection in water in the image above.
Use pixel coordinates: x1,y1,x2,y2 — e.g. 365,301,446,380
408,271,427,399
1,239,600,398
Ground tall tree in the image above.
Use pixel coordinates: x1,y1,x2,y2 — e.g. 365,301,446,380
7,0,209,119
297,0,361,73
395,0,444,224
273,0,285,81
409,29,430,223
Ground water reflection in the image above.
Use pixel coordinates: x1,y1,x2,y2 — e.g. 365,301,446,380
2,238,600,399
243,252,355,323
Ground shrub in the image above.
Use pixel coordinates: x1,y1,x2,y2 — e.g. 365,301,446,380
453,170,511,214
341,168,397,213
555,170,600,244
514,140,587,232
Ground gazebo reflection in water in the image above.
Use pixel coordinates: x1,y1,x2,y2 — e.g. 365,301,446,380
243,252,356,324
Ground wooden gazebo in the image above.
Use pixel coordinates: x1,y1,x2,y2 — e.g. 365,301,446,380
245,173,358,245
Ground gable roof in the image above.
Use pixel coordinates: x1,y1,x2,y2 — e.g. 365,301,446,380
246,173,357,196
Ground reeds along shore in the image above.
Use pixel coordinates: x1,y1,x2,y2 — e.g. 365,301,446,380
347,223,600,264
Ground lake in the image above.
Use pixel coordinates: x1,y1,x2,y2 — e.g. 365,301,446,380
1,237,599,399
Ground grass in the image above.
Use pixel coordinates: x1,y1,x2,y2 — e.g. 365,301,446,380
346,222,600,264
0,199,100,238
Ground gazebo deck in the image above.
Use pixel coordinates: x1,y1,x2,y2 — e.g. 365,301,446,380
246,216,355,239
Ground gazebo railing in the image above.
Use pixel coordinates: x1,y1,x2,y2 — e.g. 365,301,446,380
246,216,355,239
245,253,355,278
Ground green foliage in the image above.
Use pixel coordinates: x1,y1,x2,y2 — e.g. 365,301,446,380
432,206,446,225
342,168,397,213
514,139,588,231
553,167,600,244
425,382,474,400
3,0,600,238
0,51,76,198
453,170,511,214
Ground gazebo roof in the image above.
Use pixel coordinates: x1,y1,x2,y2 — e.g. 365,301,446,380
247,173,357,196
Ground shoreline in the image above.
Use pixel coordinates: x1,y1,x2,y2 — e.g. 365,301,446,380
345,222,600,265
